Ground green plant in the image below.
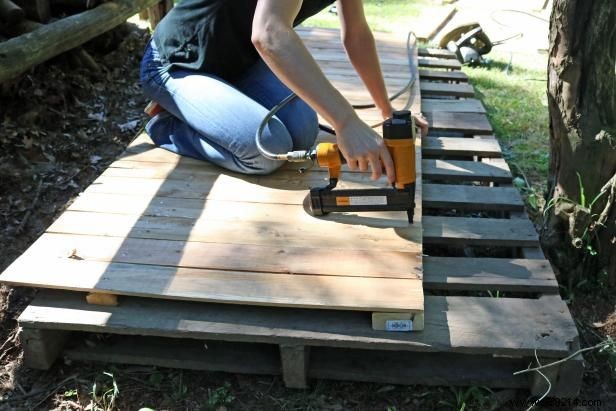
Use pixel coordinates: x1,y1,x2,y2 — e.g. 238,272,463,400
438,386,495,411
486,290,501,298
513,176,541,212
543,172,609,257
88,372,120,411
201,382,235,411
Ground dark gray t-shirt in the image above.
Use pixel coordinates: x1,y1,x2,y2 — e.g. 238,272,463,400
153,0,335,80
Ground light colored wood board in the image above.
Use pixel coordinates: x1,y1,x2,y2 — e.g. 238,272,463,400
422,136,500,157
417,57,461,70
426,112,493,135
422,216,539,246
420,81,474,97
296,26,407,47
67,192,418,230
419,69,468,82
3,233,422,279
422,99,485,114
423,257,559,293
423,159,511,183
86,172,389,205
309,48,412,68
64,337,281,375
84,173,422,223
20,290,579,357
48,209,420,252
2,259,422,312
423,184,524,211
418,47,457,60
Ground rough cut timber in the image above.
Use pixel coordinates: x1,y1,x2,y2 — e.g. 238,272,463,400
0,0,160,82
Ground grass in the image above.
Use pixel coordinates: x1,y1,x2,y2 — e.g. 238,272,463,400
461,52,550,216
302,0,430,33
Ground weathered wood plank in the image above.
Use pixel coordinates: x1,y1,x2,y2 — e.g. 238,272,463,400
1,257,423,312
422,136,501,157
20,290,579,357
310,348,529,389
422,216,539,246
65,337,281,375
422,99,485,114
420,81,475,97
423,159,511,183
280,345,310,388
63,333,531,389
2,232,422,280
0,0,160,82
47,210,420,252
419,68,468,82
423,257,558,293
423,184,523,211
426,112,493,135
418,57,461,70
21,328,69,369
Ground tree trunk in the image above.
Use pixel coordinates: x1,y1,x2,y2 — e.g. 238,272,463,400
541,0,616,286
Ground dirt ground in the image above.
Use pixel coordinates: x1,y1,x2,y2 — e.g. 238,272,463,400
0,21,615,411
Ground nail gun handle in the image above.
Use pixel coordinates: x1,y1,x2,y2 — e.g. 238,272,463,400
383,110,416,189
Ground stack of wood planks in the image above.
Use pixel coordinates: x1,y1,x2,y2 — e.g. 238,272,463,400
0,27,583,397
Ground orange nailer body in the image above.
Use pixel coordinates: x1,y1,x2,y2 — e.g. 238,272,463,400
305,110,417,223
383,110,416,190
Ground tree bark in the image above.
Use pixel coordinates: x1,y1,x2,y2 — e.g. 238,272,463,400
541,0,616,285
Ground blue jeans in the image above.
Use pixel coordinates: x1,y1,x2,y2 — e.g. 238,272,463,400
139,40,319,174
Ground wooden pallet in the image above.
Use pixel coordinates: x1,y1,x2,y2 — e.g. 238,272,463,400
2,29,426,330
5,28,584,397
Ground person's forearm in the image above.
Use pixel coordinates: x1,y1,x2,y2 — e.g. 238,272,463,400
343,26,393,118
252,22,357,130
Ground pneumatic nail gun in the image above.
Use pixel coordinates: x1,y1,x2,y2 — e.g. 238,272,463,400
304,110,417,223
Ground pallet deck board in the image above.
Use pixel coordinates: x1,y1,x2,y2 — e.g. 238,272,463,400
422,136,500,157
2,257,422,312
418,57,462,70
422,99,485,113
4,232,421,280
423,216,539,246
420,81,475,97
418,69,468,82
423,257,559,292
423,159,511,183
423,184,524,211
426,112,493,135
20,291,578,357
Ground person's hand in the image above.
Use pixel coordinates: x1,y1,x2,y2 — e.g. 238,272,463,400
335,115,395,183
414,112,429,138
